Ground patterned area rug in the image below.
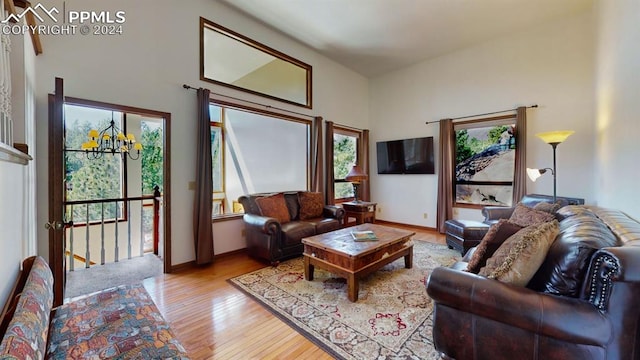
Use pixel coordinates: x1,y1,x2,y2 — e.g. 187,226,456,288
228,240,460,360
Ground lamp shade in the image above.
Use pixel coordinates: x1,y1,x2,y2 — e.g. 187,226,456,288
345,165,368,183
526,168,549,182
536,130,575,144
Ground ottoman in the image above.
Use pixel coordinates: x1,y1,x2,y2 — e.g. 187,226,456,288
445,219,490,255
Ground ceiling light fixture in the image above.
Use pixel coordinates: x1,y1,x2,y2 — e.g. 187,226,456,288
81,112,143,160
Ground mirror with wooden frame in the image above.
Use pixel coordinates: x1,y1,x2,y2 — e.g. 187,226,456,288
200,18,312,108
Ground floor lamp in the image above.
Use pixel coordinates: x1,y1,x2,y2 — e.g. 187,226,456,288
526,130,574,202
345,164,368,202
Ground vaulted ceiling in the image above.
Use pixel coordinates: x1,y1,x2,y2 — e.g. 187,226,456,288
221,0,593,77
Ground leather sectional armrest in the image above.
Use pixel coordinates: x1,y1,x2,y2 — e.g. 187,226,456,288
426,266,611,346
584,246,640,310
242,214,280,235
482,206,515,223
323,205,345,220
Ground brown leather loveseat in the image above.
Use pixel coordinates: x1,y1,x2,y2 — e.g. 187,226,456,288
238,191,345,265
427,205,640,359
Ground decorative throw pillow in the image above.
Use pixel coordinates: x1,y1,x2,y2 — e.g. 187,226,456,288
509,203,556,227
478,220,559,286
255,193,291,224
533,201,561,214
298,192,324,220
466,219,523,273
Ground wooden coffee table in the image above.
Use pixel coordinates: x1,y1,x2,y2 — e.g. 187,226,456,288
302,223,415,302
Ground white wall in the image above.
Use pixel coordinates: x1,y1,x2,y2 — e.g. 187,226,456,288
593,0,640,220
34,0,369,264
1,31,36,307
369,11,595,227
0,161,28,306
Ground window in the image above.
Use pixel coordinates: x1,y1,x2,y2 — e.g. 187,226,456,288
333,128,360,201
454,117,516,207
210,104,225,214
140,119,164,194
209,102,311,216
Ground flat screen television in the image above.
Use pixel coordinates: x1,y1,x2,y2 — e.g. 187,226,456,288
376,136,435,174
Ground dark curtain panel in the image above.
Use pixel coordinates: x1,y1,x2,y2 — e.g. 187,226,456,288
324,121,335,204
512,106,527,204
311,117,323,192
361,129,371,201
436,119,454,233
193,88,214,265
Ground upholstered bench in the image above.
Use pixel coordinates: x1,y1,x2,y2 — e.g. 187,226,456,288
0,256,189,359
445,219,490,255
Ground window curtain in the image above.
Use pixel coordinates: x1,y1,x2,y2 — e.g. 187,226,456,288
324,121,335,204
311,116,323,192
193,88,214,265
512,106,527,204
436,119,454,233
361,129,370,201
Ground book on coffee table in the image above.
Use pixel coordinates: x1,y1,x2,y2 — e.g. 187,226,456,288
351,230,378,241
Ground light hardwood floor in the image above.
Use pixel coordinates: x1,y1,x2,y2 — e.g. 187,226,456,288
142,224,446,359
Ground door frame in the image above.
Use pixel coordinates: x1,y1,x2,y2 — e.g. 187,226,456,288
48,79,173,305
48,78,65,306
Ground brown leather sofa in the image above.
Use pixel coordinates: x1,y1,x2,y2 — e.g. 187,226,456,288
427,205,640,359
238,191,345,265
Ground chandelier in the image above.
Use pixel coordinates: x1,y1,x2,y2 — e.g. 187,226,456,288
80,113,143,160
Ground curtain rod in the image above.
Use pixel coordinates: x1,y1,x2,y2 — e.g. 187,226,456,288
425,104,538,125
182,84,317,119
331,121,366,133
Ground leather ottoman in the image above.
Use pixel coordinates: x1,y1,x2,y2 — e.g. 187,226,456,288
445,219,490,255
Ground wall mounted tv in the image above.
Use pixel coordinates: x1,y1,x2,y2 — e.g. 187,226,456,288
376,136,435,174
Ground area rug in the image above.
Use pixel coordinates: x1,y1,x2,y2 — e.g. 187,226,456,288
228,240,460,360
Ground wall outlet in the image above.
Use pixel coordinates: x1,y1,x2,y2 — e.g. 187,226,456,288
377,207,382,213
241,229,246,237
188,181,196,190
423,213,428,219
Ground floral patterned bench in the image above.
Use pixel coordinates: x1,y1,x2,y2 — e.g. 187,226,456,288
0,256,189,359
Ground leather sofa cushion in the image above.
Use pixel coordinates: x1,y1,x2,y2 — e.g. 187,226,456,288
284,192,301,220
479,220,559,286
528,210,620,297
555,204,594,221
281,221,316,246
256,193,291,224
298,192,324,220
306,218,341,234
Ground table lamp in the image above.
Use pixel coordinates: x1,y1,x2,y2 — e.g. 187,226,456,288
345,165,368,202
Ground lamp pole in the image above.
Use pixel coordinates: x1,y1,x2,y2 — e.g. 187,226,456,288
550,142,558,203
